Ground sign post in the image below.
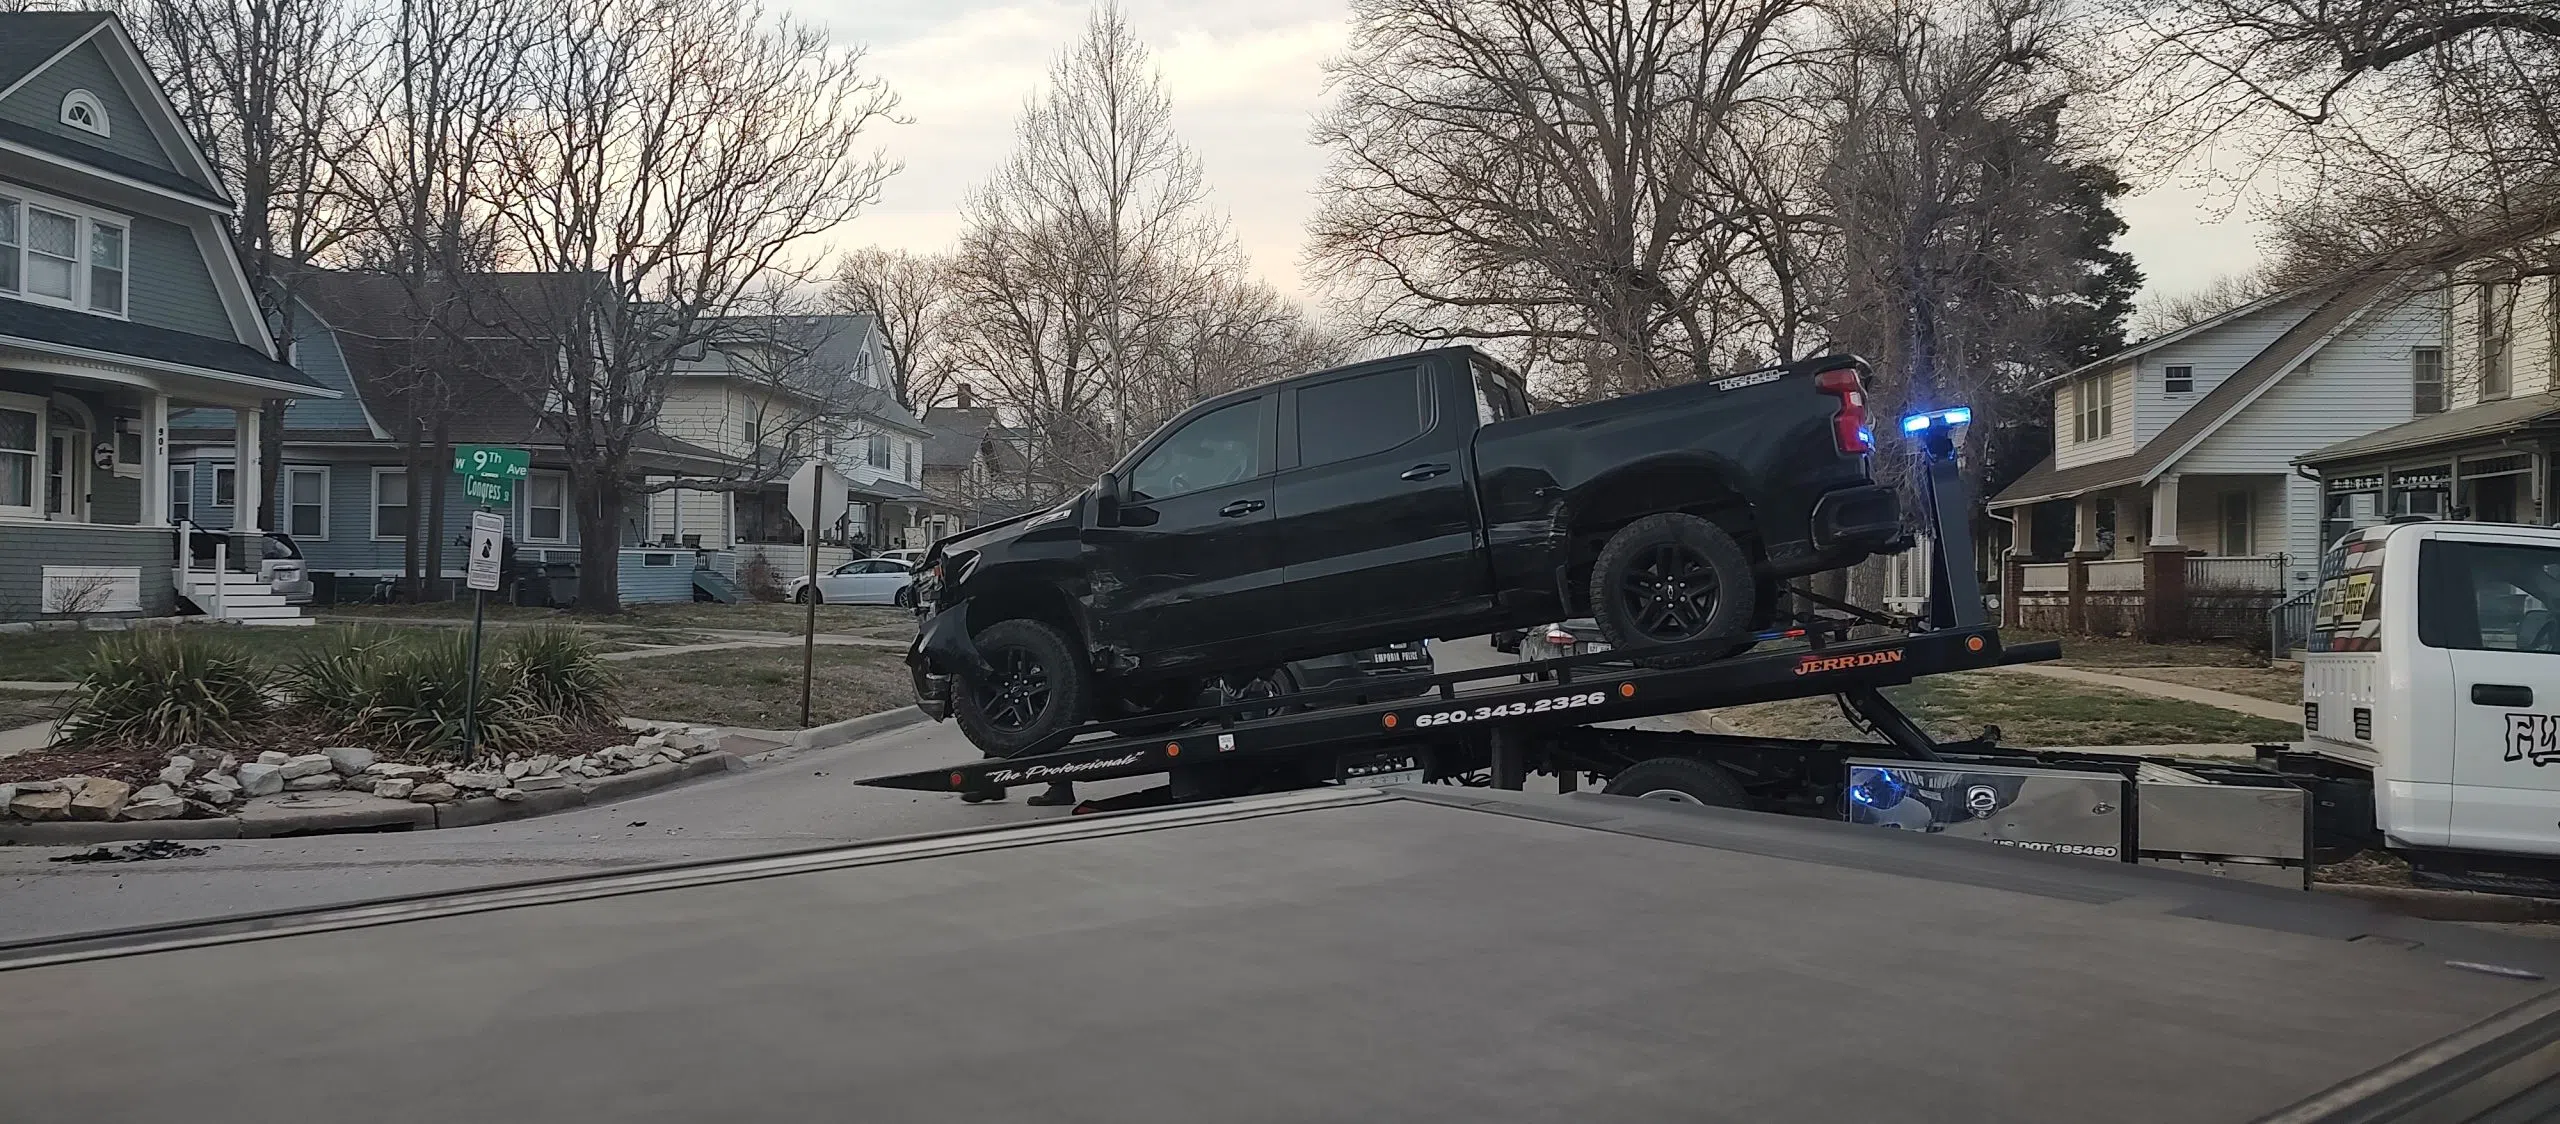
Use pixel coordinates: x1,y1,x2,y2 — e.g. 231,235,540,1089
455,445,526,763
788,461,850,729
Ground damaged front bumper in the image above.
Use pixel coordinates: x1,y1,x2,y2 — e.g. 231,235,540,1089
907,600,987,722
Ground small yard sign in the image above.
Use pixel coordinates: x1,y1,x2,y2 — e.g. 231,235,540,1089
466,510,506,593
454,445,530,480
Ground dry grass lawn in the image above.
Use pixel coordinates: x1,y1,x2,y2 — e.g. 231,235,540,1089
615,645,913,730
1713,668,2301,747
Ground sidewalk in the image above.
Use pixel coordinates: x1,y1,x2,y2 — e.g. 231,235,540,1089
1999,664,2298,723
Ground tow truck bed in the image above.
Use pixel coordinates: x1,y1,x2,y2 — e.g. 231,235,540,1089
8,787,2559,1122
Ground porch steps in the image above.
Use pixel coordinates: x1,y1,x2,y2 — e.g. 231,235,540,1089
692,569,742,604
177,571,314,628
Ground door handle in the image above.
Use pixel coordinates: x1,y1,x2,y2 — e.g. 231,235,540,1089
1400,463,1451,481
2474,683,2535,707
1218,499,1265,518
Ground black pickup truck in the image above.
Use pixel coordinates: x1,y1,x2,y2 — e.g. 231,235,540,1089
911,345,1904,755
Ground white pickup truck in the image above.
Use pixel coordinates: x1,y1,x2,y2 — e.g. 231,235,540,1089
2301,518,2560,890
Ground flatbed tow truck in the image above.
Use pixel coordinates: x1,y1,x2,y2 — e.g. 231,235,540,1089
16,417,2560,1122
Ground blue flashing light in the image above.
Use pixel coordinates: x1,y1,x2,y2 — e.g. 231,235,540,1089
1848,769,1907,810
1898,406,1975,434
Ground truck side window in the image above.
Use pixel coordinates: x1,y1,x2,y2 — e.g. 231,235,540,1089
1298,369,1424,466
1472,363,1528,422
1130,397,1268,501
2418,540,2560,653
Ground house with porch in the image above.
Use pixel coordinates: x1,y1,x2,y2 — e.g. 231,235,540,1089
1989,270,2443,636
2300,240,2560,544
647,311,932,589
919,383,1064,542
0,11,332,625
170,267,736,605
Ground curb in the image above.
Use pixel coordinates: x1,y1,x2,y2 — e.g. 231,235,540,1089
2315,882,2560,923
789,707,928,753
0,752,745,845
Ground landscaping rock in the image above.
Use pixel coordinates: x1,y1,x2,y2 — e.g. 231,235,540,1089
234,762,285,797
444,771,504,791
634,734,667,751
122,784,184,821
67,778,134,821
257,751,292,766
12,779,58,793
495,787,527,802
367,763,440,781
528,753,558,775
514,773,569,792
373,778,416,800
214,752,238,777
504,759,530,781
663,732,703,753
324,746,375,776
158,761,194,788
9,787,70,821
285,773,340,792
188,781,236,807
279,754,334,780
342,774,378,793
407,782,457,803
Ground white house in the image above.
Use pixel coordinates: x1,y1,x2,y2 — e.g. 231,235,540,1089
1989,271,2444,633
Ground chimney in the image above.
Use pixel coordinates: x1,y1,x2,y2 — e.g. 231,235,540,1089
955,383,973,409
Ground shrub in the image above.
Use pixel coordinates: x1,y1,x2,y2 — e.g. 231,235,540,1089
737,551,783,601
505,624,618,723
58,630,271,747
289,629,557,757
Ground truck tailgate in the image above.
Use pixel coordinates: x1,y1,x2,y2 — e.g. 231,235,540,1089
5,787,2559,1123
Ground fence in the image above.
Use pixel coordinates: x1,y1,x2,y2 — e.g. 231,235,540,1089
2188,555,2287,592
2268,587,2318,659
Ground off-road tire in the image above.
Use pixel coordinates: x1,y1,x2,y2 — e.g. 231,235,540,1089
1602,757,1751,809
953,618,1092,757
1589,512,1756,667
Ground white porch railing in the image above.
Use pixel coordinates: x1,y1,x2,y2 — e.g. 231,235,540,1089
2020,562,2070,593
2187,555,2287,592
2086,559,2146,591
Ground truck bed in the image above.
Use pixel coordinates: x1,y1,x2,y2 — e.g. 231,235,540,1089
7,787,2560,1121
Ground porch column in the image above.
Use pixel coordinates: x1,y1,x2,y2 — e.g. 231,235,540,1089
2148,475,2181,547
2143,474,2187,641
2072,495,2101,555
141,393,169,527
232,406,263,535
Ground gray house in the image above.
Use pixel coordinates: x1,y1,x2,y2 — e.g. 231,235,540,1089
0,11,331,623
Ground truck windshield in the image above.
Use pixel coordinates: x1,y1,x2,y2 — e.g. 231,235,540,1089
2418,539,2560,654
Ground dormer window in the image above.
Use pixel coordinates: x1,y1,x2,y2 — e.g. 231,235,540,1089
59,90,108,137
0,188,128,317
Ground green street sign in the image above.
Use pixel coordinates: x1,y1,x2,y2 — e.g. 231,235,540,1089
462,476,514,507
454,445,530,480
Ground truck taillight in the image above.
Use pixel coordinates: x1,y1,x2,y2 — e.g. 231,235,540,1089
1815,367,1871,455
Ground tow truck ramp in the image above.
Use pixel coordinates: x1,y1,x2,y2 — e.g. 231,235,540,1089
6,786,2560,1122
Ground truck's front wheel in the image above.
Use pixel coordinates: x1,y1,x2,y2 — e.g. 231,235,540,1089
1589,512,1755,665
953,618,1092,757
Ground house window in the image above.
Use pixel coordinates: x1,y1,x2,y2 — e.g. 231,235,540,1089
2073,372,2115,443
2480,281,2515,400
743,418,760,448
59,90,108,137
169,465,192,523
2219,490,2252,556
906,440,919,483
0,399,38,516
114,419,142,477
283,466,328,540
525,471,567,542
212,466,236,508
0,190,126,316
2164,365,2193,394
2413,347,2445,415
372,468,409,539
868,435,890,469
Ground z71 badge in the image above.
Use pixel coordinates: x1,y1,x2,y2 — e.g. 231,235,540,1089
2506,713,2560,766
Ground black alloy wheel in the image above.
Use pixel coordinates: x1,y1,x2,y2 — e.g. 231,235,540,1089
976,645,1055,732
1619,542,1722,643
951,618,1092,757
1588,512,1755,666
1217,668,1296,722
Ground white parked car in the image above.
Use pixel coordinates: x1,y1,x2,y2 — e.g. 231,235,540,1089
788,557,918,607
874,548,928,570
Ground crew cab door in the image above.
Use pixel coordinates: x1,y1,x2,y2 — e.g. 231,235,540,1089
1268,360,1486,633
2422,532,2560,855
1087,393,1281,661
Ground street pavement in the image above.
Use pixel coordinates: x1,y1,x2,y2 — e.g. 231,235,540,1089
0,636,1532,945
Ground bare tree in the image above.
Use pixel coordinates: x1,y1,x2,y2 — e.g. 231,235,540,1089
830,247,957,413
484,0,900,612
122,0,375,527
2131,270,2275,338
1307,0,1827,395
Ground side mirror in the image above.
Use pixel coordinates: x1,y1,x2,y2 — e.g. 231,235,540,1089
1094,471,1122,527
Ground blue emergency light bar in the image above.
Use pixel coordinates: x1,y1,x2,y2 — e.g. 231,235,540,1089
1900,407,1972,433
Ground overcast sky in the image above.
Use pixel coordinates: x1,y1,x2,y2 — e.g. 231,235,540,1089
812,0,2269,320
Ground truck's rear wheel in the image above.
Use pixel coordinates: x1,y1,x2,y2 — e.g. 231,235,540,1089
953,618,1091,757
1589,513,1755,665
1602,757,1750,808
